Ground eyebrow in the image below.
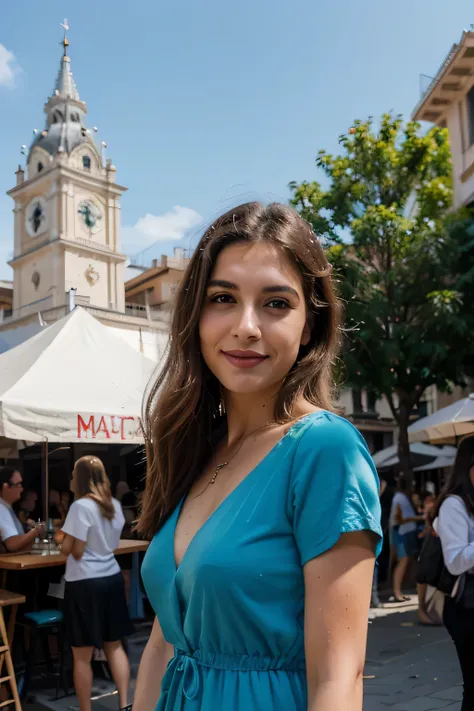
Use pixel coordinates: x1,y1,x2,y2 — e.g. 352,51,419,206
207,280,300,298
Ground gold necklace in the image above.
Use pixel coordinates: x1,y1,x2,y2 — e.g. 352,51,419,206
210,421,275,485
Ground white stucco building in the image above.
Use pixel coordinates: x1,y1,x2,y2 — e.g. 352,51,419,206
413,29,474,210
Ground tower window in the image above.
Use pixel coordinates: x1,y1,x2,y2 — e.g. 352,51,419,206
52,110,64,124
70,112,80,123
37,162,44,173
82,155,91,171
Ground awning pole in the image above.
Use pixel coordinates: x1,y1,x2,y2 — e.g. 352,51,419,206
43,441,49,522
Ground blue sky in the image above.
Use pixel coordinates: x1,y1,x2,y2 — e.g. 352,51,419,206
0,0,473,278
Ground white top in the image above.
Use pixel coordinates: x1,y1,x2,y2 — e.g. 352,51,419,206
62,497,124,582
434,495,474,576
0,498,24,542
389,491,417,535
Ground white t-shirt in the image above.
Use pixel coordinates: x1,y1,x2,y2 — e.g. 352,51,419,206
62,497,124,582
434,495,474,576
0,498,24,542
389,491,417,536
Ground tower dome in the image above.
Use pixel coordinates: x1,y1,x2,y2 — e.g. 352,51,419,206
27,21,97,163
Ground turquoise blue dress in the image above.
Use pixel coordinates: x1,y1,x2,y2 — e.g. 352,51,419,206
141,412,382,710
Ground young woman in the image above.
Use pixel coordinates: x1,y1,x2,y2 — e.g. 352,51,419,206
61,456,134,711
432,437,474,711
134,202,383,711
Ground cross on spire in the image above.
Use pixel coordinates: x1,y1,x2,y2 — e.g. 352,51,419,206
60,19,69,56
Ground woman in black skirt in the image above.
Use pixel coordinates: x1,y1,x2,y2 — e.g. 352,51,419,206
60,456,134,711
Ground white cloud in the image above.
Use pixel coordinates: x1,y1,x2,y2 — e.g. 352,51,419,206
0,45,20,87
122,205,202,251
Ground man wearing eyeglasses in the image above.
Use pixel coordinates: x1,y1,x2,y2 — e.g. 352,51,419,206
0,467,44,552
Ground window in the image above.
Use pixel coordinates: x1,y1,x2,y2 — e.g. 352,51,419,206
82,155,91,171
416,400,428,417
467,85,474,146
70,112,80,123
367,390,377,413
37,162,44,173
351,388,363,415
52,110,64,124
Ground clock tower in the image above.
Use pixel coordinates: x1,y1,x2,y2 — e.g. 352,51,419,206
7,23,127,316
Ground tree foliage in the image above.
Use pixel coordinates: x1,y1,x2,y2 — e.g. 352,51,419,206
290,113,474,474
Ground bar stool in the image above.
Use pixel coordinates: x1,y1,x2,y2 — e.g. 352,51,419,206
0,588,26,711
19,608,68,701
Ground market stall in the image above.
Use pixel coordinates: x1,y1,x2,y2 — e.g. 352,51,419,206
0,306,156,445
0,307,157,519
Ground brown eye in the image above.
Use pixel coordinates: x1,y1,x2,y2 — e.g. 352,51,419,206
210,293,235,304
266,299,289,309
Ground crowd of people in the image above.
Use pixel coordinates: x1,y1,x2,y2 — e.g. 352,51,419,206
370,441,474,711
0,459,139,711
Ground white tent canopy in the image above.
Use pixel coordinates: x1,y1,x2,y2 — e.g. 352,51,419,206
408,394,474,444
0,307,157,443
414,455,454,472
371,442,456,469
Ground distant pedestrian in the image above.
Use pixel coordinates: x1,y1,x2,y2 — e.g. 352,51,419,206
389,477,423,602
432,437,474,711
60,456,134,711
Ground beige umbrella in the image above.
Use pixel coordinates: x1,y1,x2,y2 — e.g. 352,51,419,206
408,393,474,444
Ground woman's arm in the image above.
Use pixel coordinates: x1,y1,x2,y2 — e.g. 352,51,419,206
133,616,174,711
304,530,376,711
60,533,86,560
395,503,423,526
437,497,474,576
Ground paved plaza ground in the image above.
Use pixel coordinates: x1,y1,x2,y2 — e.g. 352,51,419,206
365,596,462,710
27,596,462,711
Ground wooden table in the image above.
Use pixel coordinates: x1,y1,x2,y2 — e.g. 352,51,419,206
0,539,149,580
0,539,149,644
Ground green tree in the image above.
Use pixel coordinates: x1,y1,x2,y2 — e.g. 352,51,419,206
290,113,474,476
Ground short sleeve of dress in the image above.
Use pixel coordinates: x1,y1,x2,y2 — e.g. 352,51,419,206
62,501,92,542
289,414,383,565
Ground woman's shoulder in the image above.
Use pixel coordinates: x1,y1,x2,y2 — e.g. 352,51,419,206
287,410,376,485
440,495,469,516
291,410,368,451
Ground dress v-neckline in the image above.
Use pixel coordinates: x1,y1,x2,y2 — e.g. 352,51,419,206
172,411,323,573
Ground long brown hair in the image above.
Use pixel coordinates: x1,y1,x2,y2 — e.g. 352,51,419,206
431,437,474,521
73,456,115,520
137,201,342,539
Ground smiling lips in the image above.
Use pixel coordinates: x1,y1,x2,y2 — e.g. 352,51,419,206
221,350,269,369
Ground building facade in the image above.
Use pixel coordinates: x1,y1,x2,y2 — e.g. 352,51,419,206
411,28,474,412
413,29,474,210
125,248,191,317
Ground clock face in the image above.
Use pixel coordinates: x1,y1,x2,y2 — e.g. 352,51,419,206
77,199,103,234
25,197,47,238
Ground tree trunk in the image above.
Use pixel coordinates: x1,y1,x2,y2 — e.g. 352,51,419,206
397,401,413,485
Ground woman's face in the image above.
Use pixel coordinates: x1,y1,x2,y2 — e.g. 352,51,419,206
199,242,311,397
